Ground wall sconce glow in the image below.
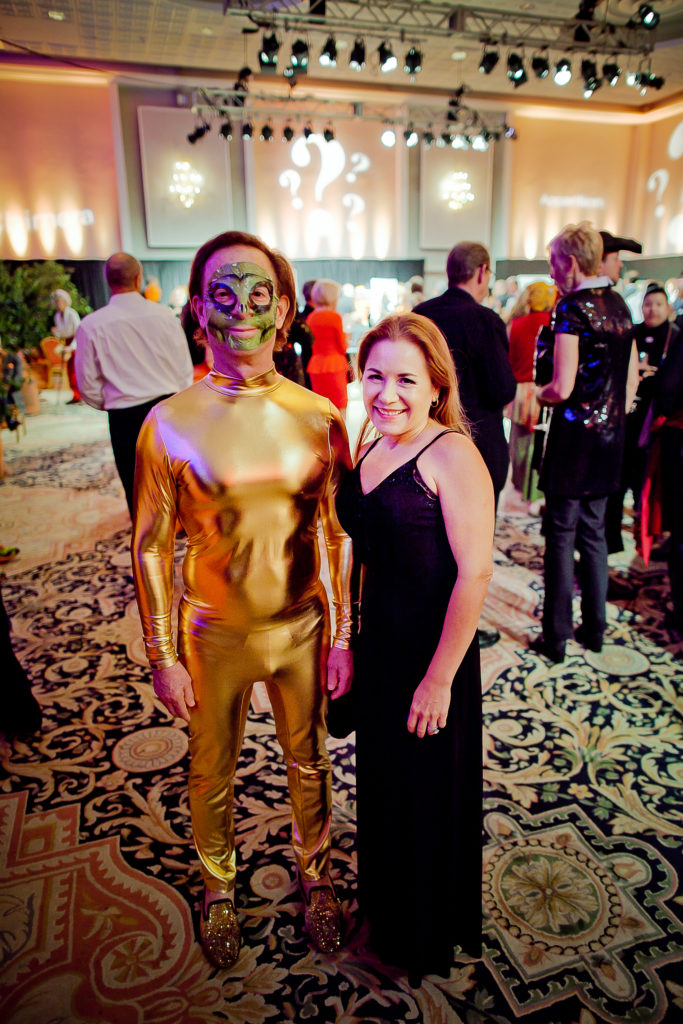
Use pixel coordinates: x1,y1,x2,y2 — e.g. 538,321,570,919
381,128,396,148
169,161,203,209
440,171,475,212
5,205,29,256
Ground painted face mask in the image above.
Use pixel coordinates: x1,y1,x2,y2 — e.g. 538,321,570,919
205,261,279,351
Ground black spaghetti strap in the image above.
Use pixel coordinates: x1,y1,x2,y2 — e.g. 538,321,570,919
357,436,383,466
414,428,456,460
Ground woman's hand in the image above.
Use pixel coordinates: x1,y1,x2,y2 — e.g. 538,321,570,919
407,676,451,738
152,662,196,723
327,647,353,699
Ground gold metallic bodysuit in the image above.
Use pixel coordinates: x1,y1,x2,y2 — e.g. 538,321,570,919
132,367,352,891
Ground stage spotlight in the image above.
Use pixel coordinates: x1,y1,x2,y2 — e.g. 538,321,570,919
290,38,309,68
219,120,233,140
479,48,499,74
404,47,422,75
636,4,660,28
258,32,280,70
602,59,621,86
452,133,469,149
507,52,527,86
378,41,398,73
187,122,210,144
472,133,489,152
531,54,550,79
303,123,313,139
422,129,435,147
349,38,366,71
283,124,295,142
381,127,396,147
638,70,665,90
323,126,335,142
319,35,337,67
439,130,453,147
403,127,419,147
260,124,273,142
503,122,517,139
554,57,572,85
241,121,253,139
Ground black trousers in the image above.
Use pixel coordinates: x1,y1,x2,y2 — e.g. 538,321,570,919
108,395,172,518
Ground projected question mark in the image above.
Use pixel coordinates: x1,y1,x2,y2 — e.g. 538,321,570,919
342,193,365,227
346,153,371,184
647,168,669,218
292,135,346,202
279,169,303,209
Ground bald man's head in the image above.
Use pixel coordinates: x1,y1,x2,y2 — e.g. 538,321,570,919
105,252,143,293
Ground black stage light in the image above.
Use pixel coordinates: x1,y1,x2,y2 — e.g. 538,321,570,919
637,4,660,28
323,126,335,142
319,35,337,67
507,52,526,85
440,129,453,146
403,127,419,147
378,41,398,73
260,124,274,142
303,123,313,139
283,124,295,142
531,54,550,79
290,39,309,68
187,122,210,144
581,58,601,96
219,120,233,140
258,32,280,70
349,38,366,71
554,57,572,85
504,123,518,139
404,47,422,75
241,121,253,139
603,59,621,86
422,129,435,147
479,48,499,74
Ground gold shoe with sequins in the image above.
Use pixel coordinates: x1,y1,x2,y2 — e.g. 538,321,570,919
199,896,241,968
302,884,342,953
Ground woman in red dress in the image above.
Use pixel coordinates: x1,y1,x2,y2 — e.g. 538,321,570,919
306,279,349,414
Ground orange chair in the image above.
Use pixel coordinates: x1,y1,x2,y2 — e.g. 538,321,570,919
40,337,68,389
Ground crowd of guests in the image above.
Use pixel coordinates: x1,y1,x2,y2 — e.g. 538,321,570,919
3,223,681,989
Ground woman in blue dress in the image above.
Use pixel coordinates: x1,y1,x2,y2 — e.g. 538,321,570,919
335,313,494,984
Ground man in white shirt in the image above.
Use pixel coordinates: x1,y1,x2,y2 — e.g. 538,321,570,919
75,252,193,517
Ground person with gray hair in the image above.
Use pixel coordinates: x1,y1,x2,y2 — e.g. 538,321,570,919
51,288,82,403
532,222,639,663
75,252,193,517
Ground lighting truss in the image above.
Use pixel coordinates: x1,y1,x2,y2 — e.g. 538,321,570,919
211,1,657,58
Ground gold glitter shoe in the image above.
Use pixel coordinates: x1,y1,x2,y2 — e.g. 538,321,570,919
199,896,241,969
302,884,342,953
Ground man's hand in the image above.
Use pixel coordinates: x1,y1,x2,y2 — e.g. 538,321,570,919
326,647,353,699
152,662,196,723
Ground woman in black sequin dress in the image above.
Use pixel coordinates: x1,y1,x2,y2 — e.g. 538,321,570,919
336,313,494,983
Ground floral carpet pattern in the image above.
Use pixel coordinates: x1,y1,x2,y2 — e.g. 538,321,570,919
1,432,682,1024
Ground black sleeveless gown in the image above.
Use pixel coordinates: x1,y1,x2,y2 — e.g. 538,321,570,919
337,432,482,979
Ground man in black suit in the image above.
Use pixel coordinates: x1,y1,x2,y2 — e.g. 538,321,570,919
414,241,516,646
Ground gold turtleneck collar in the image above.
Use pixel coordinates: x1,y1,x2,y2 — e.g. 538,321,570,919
204,365,282,397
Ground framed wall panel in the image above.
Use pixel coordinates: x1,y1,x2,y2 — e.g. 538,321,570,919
138,107,233,248
419,144,493,250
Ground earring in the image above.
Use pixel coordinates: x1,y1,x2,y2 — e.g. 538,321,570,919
431,396,438,407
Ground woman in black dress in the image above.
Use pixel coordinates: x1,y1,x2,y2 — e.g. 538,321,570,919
336,313,494,983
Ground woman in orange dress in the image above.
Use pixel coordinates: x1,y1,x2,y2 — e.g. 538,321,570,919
306,279,349,414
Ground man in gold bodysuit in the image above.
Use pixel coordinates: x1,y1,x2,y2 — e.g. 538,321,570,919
131,231,353,968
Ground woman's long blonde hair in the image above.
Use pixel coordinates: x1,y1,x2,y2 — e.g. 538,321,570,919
354,313,471,457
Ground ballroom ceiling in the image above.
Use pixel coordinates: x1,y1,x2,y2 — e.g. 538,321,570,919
1,0,682,114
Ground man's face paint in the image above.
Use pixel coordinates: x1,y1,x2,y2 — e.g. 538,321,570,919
205,261,279,352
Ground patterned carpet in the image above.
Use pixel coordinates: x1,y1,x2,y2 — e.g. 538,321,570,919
1,420,682,1024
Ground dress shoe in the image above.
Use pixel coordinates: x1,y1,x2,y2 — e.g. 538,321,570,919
574,625,603,652
606,575,637,601
300,880,342,953
66,398,82,405
529,635,566,664
477,627,500,648
649,539,671,562
199,896,241,968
